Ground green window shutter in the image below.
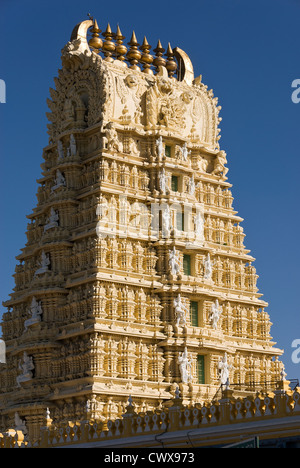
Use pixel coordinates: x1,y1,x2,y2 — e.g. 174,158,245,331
190,301,198,327
171,175,178,192
183,254,191,276
197,355,205,384
165,145,171,158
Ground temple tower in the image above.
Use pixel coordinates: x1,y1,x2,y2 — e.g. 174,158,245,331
0,18,284,440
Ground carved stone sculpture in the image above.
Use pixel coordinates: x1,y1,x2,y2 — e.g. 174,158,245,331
210,299,222,330
44,208,59,231
16,352,35,387
169,247,180,275
178,347,193,384
24,297,43,332
34,251,50,276
174,294,188,327
218,352,232,388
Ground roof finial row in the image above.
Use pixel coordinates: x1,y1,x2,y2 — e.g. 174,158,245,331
88,19,177,77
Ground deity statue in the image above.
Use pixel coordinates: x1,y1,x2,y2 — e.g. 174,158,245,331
174,294,189,327
162,204,171,237
178,347,193,384
44,207,59,232
0,339,6,364
156,136,164,159
210,299,222,329
24,297,43,332
204,253,213,280
212,150,228,178
69,134,77,156
189,174,195,195
14,413,28,435
194,211,205,243
169,246,180,275
16,352,35,387
218,352,232,388
51,169,66,192
34,251,50,276
57,140,64,160
178,142,191,161
159,168,167,194
103,122,123,152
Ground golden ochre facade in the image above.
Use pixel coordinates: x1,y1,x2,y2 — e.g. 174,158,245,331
0,18,286,442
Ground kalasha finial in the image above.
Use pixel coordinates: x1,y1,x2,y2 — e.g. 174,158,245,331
166,43,177,79
115,25,127,64
153,40,166,73
140,36,153,74
127,31,142,70
88,19,103,53
102,23,115,62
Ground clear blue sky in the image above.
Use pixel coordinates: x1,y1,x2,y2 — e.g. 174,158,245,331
0,0,299,382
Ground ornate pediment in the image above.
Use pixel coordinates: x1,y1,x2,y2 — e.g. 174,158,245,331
46,19,222,151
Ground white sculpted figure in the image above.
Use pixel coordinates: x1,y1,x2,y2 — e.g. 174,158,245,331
0,339,6,364
189,174,195,195
169,246,180,275
51,169,66,192
280,365,287,381
178,142,191,161
16,352,35,387
174,294,189,327
218,352,232,388
57,140,64,160
156,136,164,158
44,207,59,232
24,297,43,332
178,347,193,384
210,299,222,329
194,212,205,243
15,413,28,435
159,168,167,194
204,253,213,280
69,134,77,157
162,204,171,237
34,251,50,276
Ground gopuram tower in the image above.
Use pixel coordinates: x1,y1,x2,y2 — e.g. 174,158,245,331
0,18,284,440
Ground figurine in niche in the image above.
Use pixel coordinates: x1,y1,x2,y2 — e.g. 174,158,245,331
156,136,164,159
162,204,172,237
178,347,193,384
44,207,59,232
69,134,77,157
212,150,228,178
194,211,205,243
57,140,64,160
24,297,43,332
51,169,66,192
103,123,123,152
174,294,189,328
14,413,28,435
188,174,196,195
204,253,213,280
158,168,167,194
218,352,232,389
34,251,50,276
178,142,191,161
210,299,222,329
169,246,180,275
16,352,35,387
0,339,5,364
